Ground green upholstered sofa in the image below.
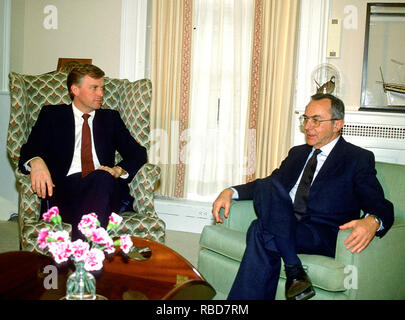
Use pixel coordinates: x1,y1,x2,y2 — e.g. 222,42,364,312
198,161,405,299
7,71,166,251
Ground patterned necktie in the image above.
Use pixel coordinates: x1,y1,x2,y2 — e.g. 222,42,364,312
293,149,322,215
81,114,95,178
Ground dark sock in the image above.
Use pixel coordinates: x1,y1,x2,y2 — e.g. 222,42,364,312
274,236,301,267
284,263,304,278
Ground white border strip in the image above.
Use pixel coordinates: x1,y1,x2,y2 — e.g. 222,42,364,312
120,0,148,81
0,0,11,93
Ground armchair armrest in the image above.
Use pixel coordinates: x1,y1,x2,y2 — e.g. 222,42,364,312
335,222,405,299
15,170,41,224
131,163,161,217
218,200,257,233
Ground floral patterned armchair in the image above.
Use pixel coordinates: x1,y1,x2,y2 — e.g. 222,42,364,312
7,71,166,251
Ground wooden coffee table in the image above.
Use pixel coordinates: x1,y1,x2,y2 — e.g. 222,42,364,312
0,237,216,300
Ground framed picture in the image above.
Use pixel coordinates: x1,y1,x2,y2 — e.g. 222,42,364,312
57,58,92,72
360,3,405,112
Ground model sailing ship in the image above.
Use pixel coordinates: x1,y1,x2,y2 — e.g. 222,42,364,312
380,66,405,94
379,61,405,107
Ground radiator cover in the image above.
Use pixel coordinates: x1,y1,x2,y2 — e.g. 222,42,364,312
154,198,214,234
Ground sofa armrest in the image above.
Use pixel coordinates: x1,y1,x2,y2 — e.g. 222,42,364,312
218,200,257,233
335,222,405,299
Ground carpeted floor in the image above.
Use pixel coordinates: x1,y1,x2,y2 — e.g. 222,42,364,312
0,220,201,267
0,220,19,253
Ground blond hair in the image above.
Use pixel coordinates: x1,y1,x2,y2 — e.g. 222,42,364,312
66,64,105,100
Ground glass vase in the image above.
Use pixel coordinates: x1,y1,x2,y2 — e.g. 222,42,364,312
65,261,96,300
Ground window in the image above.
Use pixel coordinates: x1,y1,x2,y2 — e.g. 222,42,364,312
185,0,254,200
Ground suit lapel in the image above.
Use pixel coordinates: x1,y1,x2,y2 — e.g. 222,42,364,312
92,110,106,162
310,137,347,194
283,145,313,191
57,105,75,175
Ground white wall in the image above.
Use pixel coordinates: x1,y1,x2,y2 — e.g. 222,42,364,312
10,0,122,76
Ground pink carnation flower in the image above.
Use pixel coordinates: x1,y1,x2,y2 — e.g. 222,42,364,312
43,206,60,222
90,227,113,247
107,212,123,230
48,241,72,264
50,230,70,243
37,228,50,250
84,248,105,271
104,243,116,255
120,235,133,254
71,239,90,262
78,213,99,237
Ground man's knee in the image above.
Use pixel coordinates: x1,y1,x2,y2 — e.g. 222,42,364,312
247,219,280,254
246,219,265,245
89,170,117,188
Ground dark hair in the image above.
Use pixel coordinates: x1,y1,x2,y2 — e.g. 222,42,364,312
311,93,345,120
66,64,105,100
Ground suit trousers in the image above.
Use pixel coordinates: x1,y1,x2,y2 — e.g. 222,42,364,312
228,176,337,300
43,170,123,240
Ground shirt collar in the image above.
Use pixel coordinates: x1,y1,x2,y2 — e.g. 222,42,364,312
72,102,96,118
314,135,341,157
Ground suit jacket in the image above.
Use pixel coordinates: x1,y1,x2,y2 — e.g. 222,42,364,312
18,104,147,185
234,137,394,238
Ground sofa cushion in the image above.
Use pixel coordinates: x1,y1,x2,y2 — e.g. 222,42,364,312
280,254,347,292
200,225,347,292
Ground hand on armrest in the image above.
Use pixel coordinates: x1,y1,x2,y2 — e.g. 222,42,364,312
339,216,380,254
29,157,54,199
212,188,235,223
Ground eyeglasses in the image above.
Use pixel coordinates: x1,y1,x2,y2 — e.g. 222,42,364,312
299,115,338,128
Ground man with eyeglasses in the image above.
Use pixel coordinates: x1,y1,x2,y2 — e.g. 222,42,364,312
212,93,394,300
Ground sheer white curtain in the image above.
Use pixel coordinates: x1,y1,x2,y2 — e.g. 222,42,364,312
184,0,254,201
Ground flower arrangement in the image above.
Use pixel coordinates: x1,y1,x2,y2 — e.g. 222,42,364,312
37,207,133,271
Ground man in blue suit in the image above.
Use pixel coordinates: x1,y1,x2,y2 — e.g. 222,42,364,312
19,64,147,239
212,93,394,300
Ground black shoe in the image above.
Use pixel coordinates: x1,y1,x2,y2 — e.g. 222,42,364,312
285,265,315,300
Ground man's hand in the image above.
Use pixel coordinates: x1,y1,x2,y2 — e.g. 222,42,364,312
212,188,234,223
339,216,380,254
97,165,125,178
29,157,54,199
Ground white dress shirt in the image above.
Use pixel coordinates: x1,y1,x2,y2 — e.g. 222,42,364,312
67,103,101,176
